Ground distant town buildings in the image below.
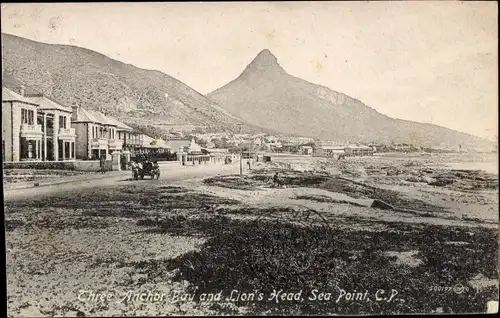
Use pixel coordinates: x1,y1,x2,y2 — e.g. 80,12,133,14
345,144,374,156
299,145,313,155
313,143,346,159
313,140,374,158
171,138,232,165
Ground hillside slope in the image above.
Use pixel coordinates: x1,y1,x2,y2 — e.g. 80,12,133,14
1,33,262,134
208,49,494,149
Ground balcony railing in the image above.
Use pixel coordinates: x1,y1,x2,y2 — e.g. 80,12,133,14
20,124,43,137
90,138,108,148
58,127,76,137
123,139,141,146
108,139,123,150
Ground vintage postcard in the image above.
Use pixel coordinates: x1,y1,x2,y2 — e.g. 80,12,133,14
2,1,498,316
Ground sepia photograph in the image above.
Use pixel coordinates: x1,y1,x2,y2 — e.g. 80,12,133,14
2,1,498,316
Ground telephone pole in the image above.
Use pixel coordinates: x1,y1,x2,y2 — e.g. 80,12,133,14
238,124,243,176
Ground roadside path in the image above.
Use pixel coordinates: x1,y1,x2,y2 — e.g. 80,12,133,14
3,170,128,190
4,162,242,201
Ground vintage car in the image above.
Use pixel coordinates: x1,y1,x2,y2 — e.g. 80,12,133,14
132,161,160,180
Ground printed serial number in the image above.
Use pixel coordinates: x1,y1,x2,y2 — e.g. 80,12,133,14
429,284,470,294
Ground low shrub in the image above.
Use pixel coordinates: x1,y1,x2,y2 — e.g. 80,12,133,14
131,151,178,162
4,162,76,170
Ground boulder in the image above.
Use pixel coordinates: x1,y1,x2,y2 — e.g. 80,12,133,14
405,176,421,183
371,199,395,210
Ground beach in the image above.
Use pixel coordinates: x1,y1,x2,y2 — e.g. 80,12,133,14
4,152,499,316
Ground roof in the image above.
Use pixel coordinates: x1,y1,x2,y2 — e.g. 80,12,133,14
141,134,154,142
203,148,230,153
321,145,345,150
27,95,72,113
106,117,133,131
88,110,117,126
155,139,168,148
72,107,101,123
147,139,169,149
2,87,39,106
166,139,191,151
347,144,372,150
137,135,168,148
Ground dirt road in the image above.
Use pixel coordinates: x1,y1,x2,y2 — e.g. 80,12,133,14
4,163,241,201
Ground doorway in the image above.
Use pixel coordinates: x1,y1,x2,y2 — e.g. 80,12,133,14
99,149,107,160
46,140,54,161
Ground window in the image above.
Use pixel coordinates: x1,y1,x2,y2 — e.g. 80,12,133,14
21,109,35,125
46,116,53,129
37,114,44,131
37,114,44,125
59,116,67,128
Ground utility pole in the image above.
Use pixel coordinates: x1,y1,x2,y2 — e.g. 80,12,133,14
250,136,254,170
238,124,243,176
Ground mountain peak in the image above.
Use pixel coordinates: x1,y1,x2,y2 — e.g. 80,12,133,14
256,49,276,61
245,49,283,72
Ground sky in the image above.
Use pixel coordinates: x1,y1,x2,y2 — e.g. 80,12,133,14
1,1,498,141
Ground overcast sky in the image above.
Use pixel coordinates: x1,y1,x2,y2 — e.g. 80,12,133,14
1,2,497,140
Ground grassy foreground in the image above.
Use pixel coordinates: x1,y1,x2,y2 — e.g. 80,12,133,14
136,213,497,315
5,169,499,315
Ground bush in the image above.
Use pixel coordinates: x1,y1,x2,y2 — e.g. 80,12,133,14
4,162,75,170
131,151,177,162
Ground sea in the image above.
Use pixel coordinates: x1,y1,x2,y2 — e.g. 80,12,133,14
428,152,498,175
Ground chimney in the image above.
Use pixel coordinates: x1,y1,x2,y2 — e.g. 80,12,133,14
71,104,81,121
19,85,25,96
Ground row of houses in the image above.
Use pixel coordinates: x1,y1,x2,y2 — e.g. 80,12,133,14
310,141,375,158
2,86,170,162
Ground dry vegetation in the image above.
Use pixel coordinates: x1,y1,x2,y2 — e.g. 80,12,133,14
5,154,499,316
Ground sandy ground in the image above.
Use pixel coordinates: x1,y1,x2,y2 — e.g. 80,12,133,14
4,154,499,316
